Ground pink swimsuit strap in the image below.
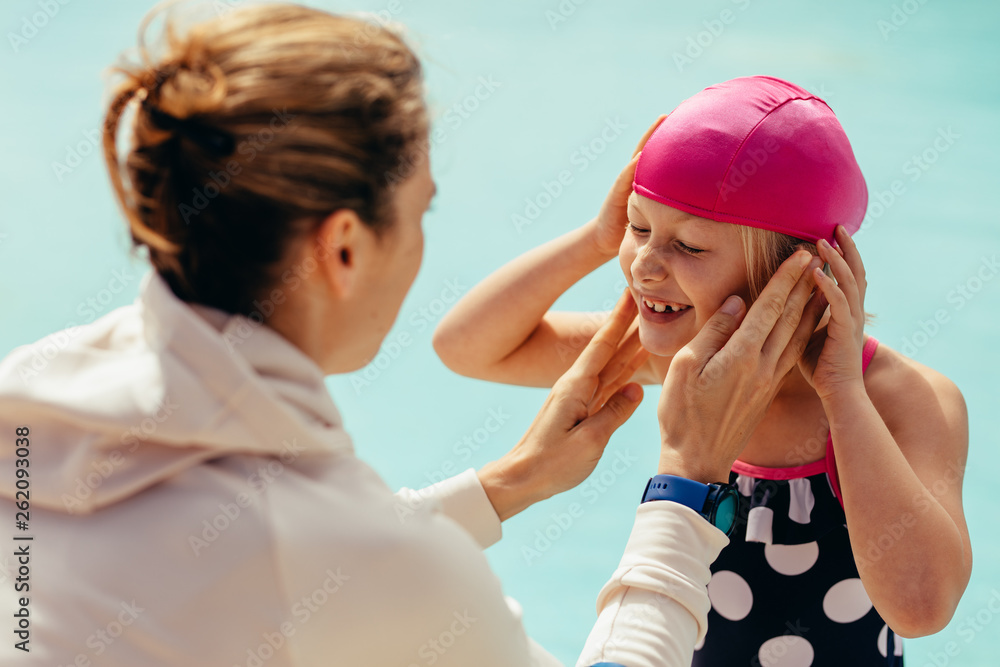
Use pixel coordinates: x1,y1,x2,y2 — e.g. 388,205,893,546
730,334,880,508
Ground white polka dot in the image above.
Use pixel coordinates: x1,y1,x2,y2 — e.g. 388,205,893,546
877,624,904,657
764,542,820,576
707,570,753,621
757,635,815,667
823,578,873,623
736,473,755,497
788,478,816,524
746,506,775,544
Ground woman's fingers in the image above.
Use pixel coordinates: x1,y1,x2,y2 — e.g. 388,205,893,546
570,289,637,381
760,254,823,363
774,287,828,377
589,335,650,415
595,319,641,387
725,250,813,357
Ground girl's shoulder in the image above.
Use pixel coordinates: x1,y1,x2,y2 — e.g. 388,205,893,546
862,337,967,443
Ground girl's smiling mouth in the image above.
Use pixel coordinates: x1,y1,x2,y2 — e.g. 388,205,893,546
638,294,693,323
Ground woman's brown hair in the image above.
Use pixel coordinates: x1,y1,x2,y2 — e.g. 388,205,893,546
102,2,429,316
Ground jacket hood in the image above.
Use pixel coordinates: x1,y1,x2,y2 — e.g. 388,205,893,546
0,268,354,514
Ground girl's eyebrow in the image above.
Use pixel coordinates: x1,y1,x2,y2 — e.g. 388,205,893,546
628,195,715,231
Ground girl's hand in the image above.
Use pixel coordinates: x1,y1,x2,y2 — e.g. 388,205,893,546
797,225,868,403
477,289,650,520
588,115,667,258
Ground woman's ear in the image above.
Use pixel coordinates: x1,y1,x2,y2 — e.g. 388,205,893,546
314,209,369,300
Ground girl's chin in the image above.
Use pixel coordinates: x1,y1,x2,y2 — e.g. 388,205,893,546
637,331,691,358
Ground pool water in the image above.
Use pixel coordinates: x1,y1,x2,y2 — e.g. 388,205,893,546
1,0,998,664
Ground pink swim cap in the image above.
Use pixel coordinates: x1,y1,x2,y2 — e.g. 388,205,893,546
632,76,868,246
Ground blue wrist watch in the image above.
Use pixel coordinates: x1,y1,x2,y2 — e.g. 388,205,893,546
640,474,740,536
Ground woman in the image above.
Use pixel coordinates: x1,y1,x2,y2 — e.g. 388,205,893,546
434,77,971,665
0,5,828,666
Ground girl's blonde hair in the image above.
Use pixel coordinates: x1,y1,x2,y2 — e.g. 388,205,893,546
736,225,875,326
103,2,428,316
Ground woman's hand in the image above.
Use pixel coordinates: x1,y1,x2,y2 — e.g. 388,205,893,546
797,225,868,403
656,250,827,483
587,115,667,258
477,289,650,521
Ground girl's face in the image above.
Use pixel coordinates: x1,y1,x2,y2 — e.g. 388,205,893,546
619,192,753,357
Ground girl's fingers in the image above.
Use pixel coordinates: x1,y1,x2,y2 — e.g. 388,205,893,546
835,225,867,304
817,238,860,318
632,114,667,157
813,267,851,325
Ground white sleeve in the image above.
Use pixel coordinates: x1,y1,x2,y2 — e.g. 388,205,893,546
394,467,502,549
397,471,727,667
576,502,729,667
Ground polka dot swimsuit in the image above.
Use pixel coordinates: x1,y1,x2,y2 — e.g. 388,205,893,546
692,335,904,666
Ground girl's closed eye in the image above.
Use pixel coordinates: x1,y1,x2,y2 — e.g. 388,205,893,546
627,223,704,255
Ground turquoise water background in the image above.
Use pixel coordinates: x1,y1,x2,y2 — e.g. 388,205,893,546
2,0,998,664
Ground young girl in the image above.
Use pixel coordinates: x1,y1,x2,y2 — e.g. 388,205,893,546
433,76,971,666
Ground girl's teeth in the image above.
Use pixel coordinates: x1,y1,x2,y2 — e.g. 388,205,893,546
643,297,689,313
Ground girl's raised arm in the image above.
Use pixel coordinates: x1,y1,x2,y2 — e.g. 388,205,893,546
433,117,666,388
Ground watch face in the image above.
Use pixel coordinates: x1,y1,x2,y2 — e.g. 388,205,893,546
715,492,739,535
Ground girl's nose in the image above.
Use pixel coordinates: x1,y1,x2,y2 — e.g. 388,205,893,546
631,244,669,284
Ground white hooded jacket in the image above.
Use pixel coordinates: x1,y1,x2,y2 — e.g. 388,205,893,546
0,268,728,667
